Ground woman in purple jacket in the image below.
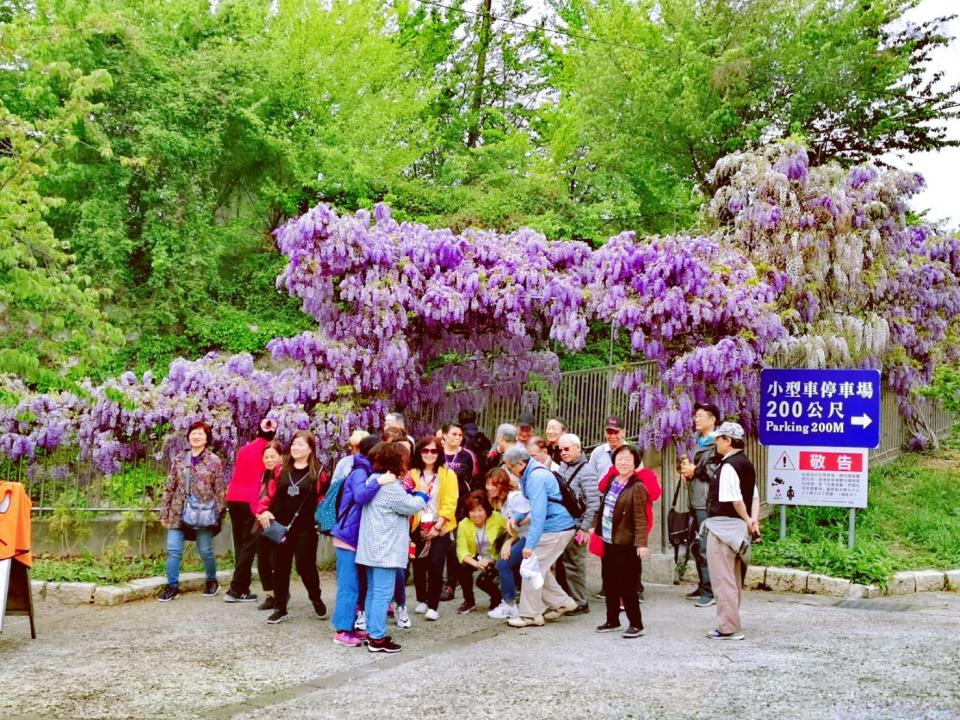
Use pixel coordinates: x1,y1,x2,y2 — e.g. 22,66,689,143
330,435,384,647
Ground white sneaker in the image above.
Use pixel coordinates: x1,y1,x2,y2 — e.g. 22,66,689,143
425,608,439,621
395,605,412,629
414,602,428,614
487,602,519,620
354,610,367,632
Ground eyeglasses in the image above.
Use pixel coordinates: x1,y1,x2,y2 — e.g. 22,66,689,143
559,446,574,452
421,448,439,455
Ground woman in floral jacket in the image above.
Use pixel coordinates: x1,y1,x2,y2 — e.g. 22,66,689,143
158,421,226,602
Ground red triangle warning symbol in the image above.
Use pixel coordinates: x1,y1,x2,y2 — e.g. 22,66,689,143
774,451,795,470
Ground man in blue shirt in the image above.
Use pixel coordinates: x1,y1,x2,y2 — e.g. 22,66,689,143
502,446,578,627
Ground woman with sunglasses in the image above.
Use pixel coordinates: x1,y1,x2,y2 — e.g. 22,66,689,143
409,436,459,621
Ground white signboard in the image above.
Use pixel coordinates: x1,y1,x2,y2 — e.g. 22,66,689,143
766,445,868,508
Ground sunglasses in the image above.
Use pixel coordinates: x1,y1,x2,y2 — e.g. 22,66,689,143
421,448,439,455
559,446,574,452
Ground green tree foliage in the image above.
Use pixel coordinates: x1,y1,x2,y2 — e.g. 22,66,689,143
0,0,956,380
0,23,121,387
550,0,960,238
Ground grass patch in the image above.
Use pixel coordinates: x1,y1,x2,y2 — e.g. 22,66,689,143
33,549,234,585
754,443,960,586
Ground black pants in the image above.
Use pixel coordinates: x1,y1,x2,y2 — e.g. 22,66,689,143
459,562,501,607
228,501,274,594
444,530,459,591
413,532,451,610
272,526,322,612
602,544,643,629
600,555,644,596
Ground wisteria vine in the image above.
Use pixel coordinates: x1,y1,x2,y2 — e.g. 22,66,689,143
2,143,958,477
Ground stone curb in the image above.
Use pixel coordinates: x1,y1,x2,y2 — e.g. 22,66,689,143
29,560,960,607
645,555,960,599
31,569,238,607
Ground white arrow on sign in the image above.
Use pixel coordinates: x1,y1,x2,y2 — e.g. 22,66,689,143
851,414,872,429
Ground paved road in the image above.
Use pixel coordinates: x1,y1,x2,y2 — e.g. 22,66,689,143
2,566,958,720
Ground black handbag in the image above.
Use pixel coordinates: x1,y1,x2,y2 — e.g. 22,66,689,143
667,481,695,557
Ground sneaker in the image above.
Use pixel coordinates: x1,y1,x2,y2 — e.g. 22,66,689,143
266,609,290,624
333,631,362,647
313,599,329,620
202,580,220,597
706,628,744,640
258,595,275,611
224,589,257,603
507,614,545,628
622,626,645,638
487,602,520,620
594,590,607,600
366,636,402,653
566,603,590,616
439,585,454,602
395,605,412,629
685,589,702,599
425,608,439,621
544,599,579,621
457,601,476,615
695,597,716,608
157,585,180,602
354,610,367,632
595,621,621,633
413,602,428,614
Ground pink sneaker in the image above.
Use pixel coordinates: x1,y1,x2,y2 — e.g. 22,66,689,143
333,631,362,647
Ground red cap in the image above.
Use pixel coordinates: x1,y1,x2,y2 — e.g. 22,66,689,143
604,416,623,431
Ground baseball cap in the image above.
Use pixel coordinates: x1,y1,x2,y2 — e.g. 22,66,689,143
517,411,536,429
711,421,745,441
604,416,624,431
694,402,722,423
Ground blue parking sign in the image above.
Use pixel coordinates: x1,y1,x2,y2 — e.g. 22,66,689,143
759,369,881,449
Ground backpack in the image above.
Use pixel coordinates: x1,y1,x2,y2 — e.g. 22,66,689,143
315,475,348,535
548,465,586,519
464,429,493,475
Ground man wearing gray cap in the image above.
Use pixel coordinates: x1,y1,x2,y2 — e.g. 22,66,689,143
703,421,758,640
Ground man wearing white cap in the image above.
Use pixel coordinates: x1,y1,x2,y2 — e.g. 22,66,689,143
702,421,758,640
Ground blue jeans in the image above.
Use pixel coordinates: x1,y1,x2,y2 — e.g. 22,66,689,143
166,527,216,587
496,536,526,603
364,566,397,640
333,547,361,632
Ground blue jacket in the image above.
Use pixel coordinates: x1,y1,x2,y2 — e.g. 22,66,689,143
520,459,575,551
330,454,380,548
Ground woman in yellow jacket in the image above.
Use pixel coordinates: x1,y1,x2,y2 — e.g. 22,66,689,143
456,491,506,614
409,436,459,621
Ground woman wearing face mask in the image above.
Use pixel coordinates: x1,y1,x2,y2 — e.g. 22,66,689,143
158,421,226,602
225,419,278,605
256,431,328,625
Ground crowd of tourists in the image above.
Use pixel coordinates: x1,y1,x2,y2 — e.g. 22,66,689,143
158,405,758,652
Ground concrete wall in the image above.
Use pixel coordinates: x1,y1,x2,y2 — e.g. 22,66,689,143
32,515,336,566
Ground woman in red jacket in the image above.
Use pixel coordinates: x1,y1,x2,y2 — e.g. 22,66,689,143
225,419,278,605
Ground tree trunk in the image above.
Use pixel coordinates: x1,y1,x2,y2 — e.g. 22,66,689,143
466,0,493,148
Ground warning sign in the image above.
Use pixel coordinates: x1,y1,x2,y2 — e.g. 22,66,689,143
773,451,795,471
766,445,868,508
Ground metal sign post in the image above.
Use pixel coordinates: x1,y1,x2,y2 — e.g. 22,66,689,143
760,369,881,548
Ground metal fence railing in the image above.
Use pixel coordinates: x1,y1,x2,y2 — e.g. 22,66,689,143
4,362,956,527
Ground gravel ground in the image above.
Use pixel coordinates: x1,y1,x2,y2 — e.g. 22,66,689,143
2,563,958,720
